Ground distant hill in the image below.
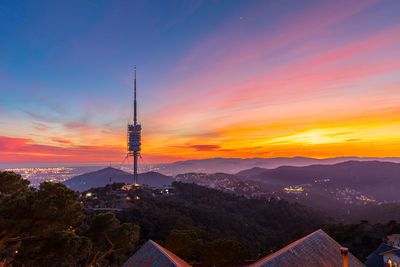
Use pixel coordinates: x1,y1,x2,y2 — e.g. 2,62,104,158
156,157,400,175
236,167,269,177
239,161,400,201
63,167,174,191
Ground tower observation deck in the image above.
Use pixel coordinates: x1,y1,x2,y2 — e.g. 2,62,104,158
127,67,141,185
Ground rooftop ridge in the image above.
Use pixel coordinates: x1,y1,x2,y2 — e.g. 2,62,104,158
251,229,365,267
251,229,326,265
122,239,191,267
148,240,191,267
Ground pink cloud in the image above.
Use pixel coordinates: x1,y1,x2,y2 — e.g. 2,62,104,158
64,122,90,129
51,137,72,144
33,122,50,132
0,136,124,162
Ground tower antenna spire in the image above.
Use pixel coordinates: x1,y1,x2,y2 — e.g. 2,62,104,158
134,65,137,125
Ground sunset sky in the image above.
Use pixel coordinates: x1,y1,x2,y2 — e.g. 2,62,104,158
1,0,400,163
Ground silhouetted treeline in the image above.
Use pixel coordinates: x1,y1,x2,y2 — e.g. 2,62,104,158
117,182,330,259
5,170,399,266
324,220,400,262
0,171,139,267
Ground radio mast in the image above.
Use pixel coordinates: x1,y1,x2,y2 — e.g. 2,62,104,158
127,66,141,185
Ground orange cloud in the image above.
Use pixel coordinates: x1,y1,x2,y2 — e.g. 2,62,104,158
190,145,220,151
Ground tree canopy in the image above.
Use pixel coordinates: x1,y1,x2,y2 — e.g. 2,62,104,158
86,212,140,266
0,171,140,267
117,182,329,259
324,220,400,261
164,229,203,262
0,171,30,195
201,239,247,267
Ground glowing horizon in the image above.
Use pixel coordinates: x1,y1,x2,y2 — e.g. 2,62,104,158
1,0,400,163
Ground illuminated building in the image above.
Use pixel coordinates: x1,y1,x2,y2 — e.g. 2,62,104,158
367,235,400,267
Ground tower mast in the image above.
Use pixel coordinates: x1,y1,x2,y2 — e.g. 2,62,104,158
127,66,141,186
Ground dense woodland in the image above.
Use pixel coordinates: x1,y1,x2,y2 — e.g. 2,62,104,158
347,203,400,224
116,182,330,260
2,171,400,266
0,172,139,267
324,221,400,261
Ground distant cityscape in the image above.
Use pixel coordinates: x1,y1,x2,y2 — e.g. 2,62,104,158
1,164,161,186
3,166,101,186
175,172,383,205
8,161,396,208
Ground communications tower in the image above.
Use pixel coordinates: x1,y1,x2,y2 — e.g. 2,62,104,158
127,66,141,185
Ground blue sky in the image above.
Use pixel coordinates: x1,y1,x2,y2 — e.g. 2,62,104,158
1,0,400,163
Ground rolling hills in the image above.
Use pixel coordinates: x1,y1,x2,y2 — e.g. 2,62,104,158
156,157,400,175
236,161,400,202
63,167,174,191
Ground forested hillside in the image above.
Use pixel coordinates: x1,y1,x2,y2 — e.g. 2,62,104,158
116,182,330,259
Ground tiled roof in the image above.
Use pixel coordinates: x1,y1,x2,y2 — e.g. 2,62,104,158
251,229,365,267
122,240,191,267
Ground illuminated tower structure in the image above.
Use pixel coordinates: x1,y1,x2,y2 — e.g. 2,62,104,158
127,67,141,185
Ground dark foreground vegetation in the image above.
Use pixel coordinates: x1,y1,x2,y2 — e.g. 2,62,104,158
116,182,330,260
2,170,400,266
0,171,330,266
0,171,139,267
324,220,400,262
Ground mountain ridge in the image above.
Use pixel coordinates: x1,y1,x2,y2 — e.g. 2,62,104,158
237,160,400,201
156,157,400,175
63,167,174,191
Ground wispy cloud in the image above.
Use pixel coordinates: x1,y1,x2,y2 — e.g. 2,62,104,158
51,137,72,144
0,136,124,162
189,145,220,151
33,122,50,132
